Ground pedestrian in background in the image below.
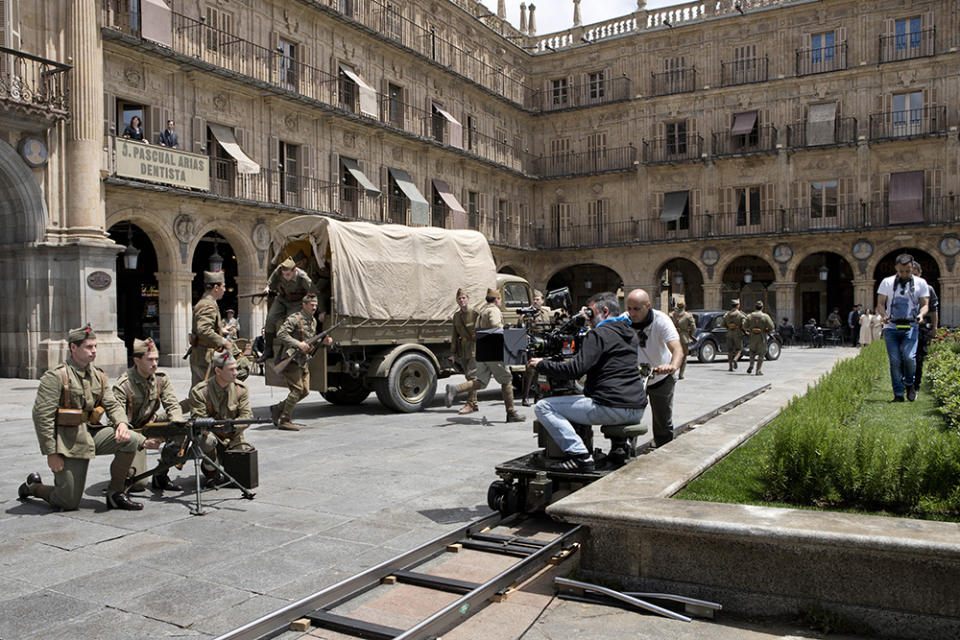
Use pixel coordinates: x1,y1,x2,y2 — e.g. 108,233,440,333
744,301,775,376
722,299,746,371
847,304,862,346
670,301,696,380
876,253,929,402
912,260,939,390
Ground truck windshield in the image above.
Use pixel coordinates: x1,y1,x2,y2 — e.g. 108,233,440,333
503,283,530,308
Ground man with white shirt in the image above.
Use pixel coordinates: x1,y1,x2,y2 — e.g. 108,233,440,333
625,289,684,447
875,253,930,402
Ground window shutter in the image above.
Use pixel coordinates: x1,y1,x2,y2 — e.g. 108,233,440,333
301,144,313,209
763,183,775,212
688,118,698,150
882,18,894,37
193,116,206,153
790,181,800,211
921,12,934,30
149,105,162,144
268,135,279,169
838,177,853,206
691,189,700,216
835,27,846,47
104,92,116,136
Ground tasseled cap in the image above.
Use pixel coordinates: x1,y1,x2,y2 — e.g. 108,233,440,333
132,337,158,356
212,350,237,369
204,270,225,285
67,324,95,344
486,287,499,298
280,257,296,270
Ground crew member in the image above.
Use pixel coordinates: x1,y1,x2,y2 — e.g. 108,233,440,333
876,253,929,402
722,299,746,371
445,288,480,415
671,301,696,380
625,289,684,448
188,350,253,485
114,338,184,492
188,270,230,388
19,325,147,511
445,287,524,423
744,301,775,376
271,293,332,431
259,257,317,362
529,293,646,472
912,260,939,389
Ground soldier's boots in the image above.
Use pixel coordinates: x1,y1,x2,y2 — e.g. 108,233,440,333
505,411,525,423
106,491,144,511
270,403,282,426
17,472,42,501
202,467,224,488
277,420,301,431
444,384,457,408
458,403,478,415
256,334,275,364
502,384,525,423
151,472,181,492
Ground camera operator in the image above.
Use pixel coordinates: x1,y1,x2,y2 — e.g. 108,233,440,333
876,253,929,402
527,292,646,472
911,260,938,390
625,289,684,448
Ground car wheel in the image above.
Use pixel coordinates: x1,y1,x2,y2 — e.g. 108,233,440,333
698,340,717,363
766,340,782,361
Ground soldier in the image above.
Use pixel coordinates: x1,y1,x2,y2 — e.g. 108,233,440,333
188,350,252,486
270,293,332,431
445,287,524,423
722,299,747,371
188,270,230,389
19,325,147,511
745,301,775,376
531,289,553,323
445,288,480,415
222,309,239,340
259,257,317,362
114,338,184,493
671,301,696,380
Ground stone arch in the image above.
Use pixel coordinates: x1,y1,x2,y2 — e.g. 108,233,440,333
792,251,855,327
105,210,179,273
545,263,625,309
0,138,48,245
720,255,778,317
653,257,706,310
187,218,260,279
867,238,945,281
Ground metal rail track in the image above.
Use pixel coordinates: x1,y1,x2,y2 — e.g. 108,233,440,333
213,512,582,640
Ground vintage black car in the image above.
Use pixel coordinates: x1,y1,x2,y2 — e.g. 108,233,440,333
688,310,782,363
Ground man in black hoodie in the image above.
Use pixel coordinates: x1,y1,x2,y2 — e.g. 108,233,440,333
528,292,647,472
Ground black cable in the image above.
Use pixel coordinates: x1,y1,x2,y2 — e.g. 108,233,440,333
517,593,557,639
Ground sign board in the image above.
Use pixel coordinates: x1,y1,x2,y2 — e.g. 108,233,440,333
115,137,210,191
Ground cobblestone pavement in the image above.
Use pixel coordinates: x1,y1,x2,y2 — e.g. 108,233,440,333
0,346,857,639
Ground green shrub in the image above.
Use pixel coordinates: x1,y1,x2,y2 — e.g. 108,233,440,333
927,328,960,428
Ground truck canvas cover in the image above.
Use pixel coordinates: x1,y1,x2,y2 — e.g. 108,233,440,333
272,216,498,322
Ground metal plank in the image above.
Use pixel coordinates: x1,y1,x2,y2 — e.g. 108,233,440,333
392,570,480,594
459,539,537,557
468,532,549,547
307,611,403,640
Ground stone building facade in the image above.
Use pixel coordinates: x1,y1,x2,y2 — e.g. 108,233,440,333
0,0,957,376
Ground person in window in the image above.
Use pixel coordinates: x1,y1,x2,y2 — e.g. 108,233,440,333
122,115,148,143
157,120,179,148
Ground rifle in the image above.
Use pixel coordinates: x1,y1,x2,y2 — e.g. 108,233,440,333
136,416,272,439
237,292,269,304
273,319,345,374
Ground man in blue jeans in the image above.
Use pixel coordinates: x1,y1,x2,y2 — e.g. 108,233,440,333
876,253,930,402
528,292,647,472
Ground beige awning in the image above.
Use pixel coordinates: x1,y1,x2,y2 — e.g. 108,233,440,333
889,171,924,224
207,123,260,174
433,104,463,150
341,158,380,195
432,179,465,214
141,0,172,48
339,64,379,119
389,167,430,226
661,191,688,222
806,103,837,146
731,111,758,136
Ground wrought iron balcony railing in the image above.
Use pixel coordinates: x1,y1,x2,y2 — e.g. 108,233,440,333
712,124,778,156
785,117,857,148
0,46,71,119
642,135,704,164
720,56,768,86
525,75,631,112
879,28,935,64
795,43,847,76
531,145,637,179
650,68,696,96
868,106,947,140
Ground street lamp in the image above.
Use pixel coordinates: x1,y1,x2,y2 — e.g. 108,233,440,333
122,226,140,270
819,265,829,281
209,237,224,272
672,270,684,287
743,268,753,284
584,276,592,289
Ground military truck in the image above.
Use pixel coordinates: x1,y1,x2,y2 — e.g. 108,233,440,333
265,216,533,412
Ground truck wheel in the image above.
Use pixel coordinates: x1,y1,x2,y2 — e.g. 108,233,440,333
321,377,371,405
374,353,437,413
698,340,717,363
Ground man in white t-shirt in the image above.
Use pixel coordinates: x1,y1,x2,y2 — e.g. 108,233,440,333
875,253,929,402
625,289,684,447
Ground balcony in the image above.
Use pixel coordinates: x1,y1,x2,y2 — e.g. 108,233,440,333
531,145,637,179
650,68,696,96
335,185,382,223
795,43,847,76
785,117,857,149
0,46,71,122
879,28,935,64
712,124,778,157
868,106,947,141
720,57,768,86
525,75,631,112
642,135,704,164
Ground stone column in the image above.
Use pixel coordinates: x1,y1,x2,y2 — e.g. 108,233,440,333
852,278,876,312
520,3,527,34
497,0,506,19
528,4,536,36
573,0,582,27
769,281,797,325
937,275,960,328
702,282,723,310
155,271,195,367
235,274,268,344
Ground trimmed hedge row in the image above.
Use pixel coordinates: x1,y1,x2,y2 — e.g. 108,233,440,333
927,328,960,429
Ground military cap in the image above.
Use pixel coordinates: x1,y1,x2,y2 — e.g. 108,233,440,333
67,324,96,344
280,257,296,270
755,301,764,310
211,350,237,369
533,289,544,298
131,337,158,357
302,293,318,302
675,301,686,310
225,309,236,315
731,299,740,307
293,250,308,263
486,287,499,299
456,287,465,298
204,270,225,285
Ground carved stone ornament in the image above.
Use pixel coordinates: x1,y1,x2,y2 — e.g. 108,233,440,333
852,239,873,261
284,114,298,131
252,222,271,251
701,248,719,266
86,271,113,291
773,243,793,264
173,214,197,244
940,234,960,257
213,94,228,111
591,183,603,194
123,66,142,87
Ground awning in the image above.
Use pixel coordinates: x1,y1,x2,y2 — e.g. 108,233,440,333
806,103,837,146
661,191,688,222
339,64,379,119
141,0,172,48
432,179,465,213
731,111,758,136
889,171,924,224
433,104,463,150
341,158,380,195
389,167,430,226
207,123,260,174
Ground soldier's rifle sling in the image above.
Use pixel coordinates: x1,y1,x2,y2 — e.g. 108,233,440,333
272,318,345,374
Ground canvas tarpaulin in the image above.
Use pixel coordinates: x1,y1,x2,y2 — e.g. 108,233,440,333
731,111,758,136
271,216,497,321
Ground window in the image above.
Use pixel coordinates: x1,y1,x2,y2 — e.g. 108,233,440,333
810,180,838,218
497,199,508,235
733,44,756,76
666,121,687,156
431,104,446,142
553,202,572,245
895,17,922,51
587,199,607,243
811,32,835,63
388,83,403,127
338,70,357,112
586,132,606,166
278,38,298,91
551,78,568,106
278,141,299,204
893,91,923,136
663,56,685,93
731,111,759,147
736,187,761,226
662,191,690,231
204,6,233,52
467,190,479,228
206,125,236,197
588,71,606,100
466,115,475,150
117,100,146,139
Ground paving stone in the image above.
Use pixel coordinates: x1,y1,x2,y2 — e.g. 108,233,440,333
120,576,253,628
48,562,182,606
23,604,205,640
0,589,98,639
0,511,130,550
190,593,291,635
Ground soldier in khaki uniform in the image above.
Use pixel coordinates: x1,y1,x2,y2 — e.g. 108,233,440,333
445,287,524,423
188,350,252,486
671,302,697,380
271,293,332,431
722,299,747,371
520,290,553,406
445,288,480,415
114,338,184,493
259,257,318,362
19,325,147,511
189,270,230,388
745,300,775,376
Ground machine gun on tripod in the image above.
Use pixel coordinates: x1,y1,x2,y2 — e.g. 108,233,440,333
129,416,272,515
